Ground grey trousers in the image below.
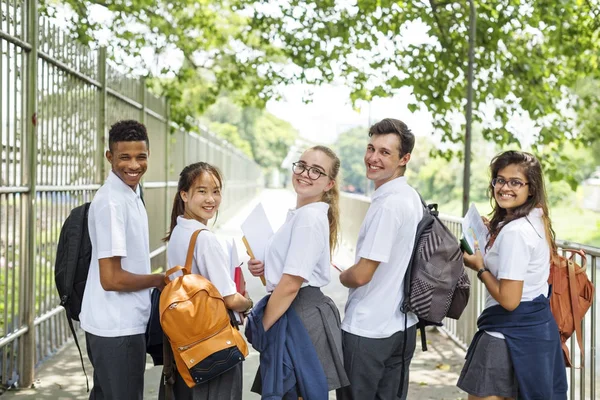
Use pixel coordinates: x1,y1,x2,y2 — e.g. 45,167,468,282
85,332,146,400
339,325,417,400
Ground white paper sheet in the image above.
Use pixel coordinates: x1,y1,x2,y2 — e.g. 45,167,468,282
240,203,274,262
462,203,489,256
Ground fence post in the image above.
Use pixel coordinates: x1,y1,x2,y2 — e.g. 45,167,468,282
21,0,39,388
97,47,107,182
164,99,170,237
139,77,146,125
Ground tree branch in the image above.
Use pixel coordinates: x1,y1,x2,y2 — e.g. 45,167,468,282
428,0,451,49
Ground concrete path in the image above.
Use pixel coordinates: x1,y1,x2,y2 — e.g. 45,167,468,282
0,189,467,400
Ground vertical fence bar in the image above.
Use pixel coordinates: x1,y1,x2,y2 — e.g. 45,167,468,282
591,255,597,400
97,47,107,182
164,100,170,241
21,0,38,387
139,77,146,125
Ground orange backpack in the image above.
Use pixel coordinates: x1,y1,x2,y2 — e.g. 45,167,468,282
548,249,594,367
160,229,248,387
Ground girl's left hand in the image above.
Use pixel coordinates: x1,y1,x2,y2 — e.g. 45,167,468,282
463,243,485,272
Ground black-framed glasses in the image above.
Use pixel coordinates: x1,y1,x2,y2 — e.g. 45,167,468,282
491,177,529,190
292,162,328,180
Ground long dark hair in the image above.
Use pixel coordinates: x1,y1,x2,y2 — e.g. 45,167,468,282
486,151,556,254
163,162,223,242
308,145,341,257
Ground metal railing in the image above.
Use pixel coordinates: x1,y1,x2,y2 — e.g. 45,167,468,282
0,0,262,388
340,193,599,400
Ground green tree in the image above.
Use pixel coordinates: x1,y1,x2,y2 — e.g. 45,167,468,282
238,0,600,180
207,122,253,158
202,97,298,170
334,126,368,192
51,0,600,183
252,113,298,170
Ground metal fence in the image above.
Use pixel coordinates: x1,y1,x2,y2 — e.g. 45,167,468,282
0,0,262,388
340,193,599,400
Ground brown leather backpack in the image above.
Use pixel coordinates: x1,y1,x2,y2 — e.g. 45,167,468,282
160,229,248,388
548,249,594,367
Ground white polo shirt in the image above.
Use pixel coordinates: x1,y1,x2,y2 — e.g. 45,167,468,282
264,202,331,293
484,208,550,339
341,177,423,339
80,171,152,337
167,217,237,298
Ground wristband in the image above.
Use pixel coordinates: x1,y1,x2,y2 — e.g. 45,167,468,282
477,267,490,280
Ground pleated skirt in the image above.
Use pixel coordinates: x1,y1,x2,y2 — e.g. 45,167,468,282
251,286,350,393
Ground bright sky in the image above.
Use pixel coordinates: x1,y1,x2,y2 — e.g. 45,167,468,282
266,84,434,144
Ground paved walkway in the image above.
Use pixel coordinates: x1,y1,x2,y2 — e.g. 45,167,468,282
0,189,467,399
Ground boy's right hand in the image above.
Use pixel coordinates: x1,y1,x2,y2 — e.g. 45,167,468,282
155,273,167,291
247,258,265,277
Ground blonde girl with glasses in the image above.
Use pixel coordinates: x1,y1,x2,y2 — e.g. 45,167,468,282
247,145,350,397
457,150,567,400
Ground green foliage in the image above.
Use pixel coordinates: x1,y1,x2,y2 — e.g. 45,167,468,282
207,122,253,158
237,0,600,181
334,127,369,192
252,113,298,170
46,1,599,184
202,98,298,170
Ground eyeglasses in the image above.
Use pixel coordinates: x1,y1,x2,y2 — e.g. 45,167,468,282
491,177,529,190
292,162,328,180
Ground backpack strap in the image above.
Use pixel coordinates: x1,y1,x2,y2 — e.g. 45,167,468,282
184,229,206,274
162,333,176,400
65,310,89,392
567,256,585,368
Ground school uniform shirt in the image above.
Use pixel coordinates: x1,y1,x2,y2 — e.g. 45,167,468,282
341,177,423,339
264,202,331,293
80,171,152,337
484,208,550,339
167,217,237,298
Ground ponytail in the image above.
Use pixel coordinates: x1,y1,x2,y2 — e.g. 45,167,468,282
309,145,341,258
163,192,185,242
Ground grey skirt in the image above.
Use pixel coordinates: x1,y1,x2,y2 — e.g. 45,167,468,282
457,332,519,399
252,286,350,393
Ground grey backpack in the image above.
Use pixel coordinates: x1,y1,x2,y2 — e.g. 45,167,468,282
401,197,470,349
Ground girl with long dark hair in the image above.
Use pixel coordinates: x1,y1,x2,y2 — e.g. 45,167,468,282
457,150,567,400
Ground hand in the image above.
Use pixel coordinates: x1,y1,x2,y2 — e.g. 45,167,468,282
247,258,265,277
242,291,254,316
463,242,485,272
155,273,167,291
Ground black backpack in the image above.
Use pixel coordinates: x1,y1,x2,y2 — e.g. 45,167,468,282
55,203,92,322
54,202,92,391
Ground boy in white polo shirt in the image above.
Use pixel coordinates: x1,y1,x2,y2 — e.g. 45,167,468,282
80,120,165,400
339,118,423,400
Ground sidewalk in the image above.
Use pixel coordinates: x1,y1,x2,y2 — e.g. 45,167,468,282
0,189,467,399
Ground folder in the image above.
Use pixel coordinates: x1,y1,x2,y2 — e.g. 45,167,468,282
461,204,489,256
241,203,274,286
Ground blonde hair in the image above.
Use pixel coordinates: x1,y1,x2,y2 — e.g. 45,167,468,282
308,145,341,257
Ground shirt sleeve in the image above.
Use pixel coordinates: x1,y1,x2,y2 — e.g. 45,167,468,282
196,234,237,298
494,225,533,282
282,217,326,281
357,205,400,263
93,203,127,259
